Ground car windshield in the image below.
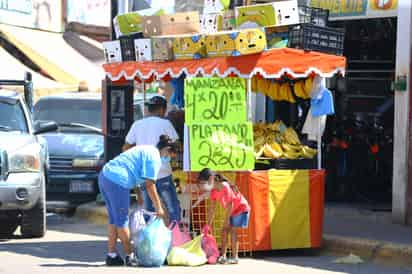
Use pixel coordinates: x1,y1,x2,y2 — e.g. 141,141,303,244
0,101,28,132
33,99,101,129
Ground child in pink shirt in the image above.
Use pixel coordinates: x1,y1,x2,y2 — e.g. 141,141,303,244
197,168,250,264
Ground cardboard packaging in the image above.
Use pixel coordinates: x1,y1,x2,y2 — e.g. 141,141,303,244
200,11,236,33
142,12,200,37
119,33,144,61
113,9,165,38
205,28,267,58
173,34,207,60
203,0,229,14
103,40,122,63
134,39,152,62
151,37,174,61
235,1,299,29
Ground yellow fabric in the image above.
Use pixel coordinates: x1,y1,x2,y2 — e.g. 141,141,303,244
268,170,311,249
167,236,207,266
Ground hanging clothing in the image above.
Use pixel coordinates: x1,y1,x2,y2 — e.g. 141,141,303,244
170,74,185,108
302,108,327,142
311,88,335,117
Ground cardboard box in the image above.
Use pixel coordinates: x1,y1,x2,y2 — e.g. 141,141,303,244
236,1,298,29
151,37,174,61
200,13,220,33
173,34,207,60
134,39,152,62
142,12,200,37
119,33,144,61
200,11,236,33
205,29,267,58
203,0,228,14
221,10,236,30
103,40,122,63
113,9,165,38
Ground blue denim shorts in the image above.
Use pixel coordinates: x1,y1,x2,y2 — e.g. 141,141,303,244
141,175,181,222
98,172,130,228
230,211,250,228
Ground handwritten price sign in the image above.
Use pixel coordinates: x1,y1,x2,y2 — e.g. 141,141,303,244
189,122,255,171
185,77,247,124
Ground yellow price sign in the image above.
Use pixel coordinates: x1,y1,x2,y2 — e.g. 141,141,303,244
184,77,247,124
188,122,255,171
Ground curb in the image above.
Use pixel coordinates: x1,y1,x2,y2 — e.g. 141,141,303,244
76,202,412,267
75,202,108,225
323,234,412,267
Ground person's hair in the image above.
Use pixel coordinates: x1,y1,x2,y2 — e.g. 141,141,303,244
197,168,228,182
156,134,177,152
148,103,166,114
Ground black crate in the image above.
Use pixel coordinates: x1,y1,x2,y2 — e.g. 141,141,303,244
119,32,144,61
298,5,329,27
255,158,317,170
288,24,345,56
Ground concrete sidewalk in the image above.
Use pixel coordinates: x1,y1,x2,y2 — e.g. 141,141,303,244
75,202,412,267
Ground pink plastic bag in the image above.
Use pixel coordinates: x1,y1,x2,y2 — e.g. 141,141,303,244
201,225,219,264
169,221,192,247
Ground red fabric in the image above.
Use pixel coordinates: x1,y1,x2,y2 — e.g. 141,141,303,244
309,170,325,248
245,171,271,251
103,48,346,82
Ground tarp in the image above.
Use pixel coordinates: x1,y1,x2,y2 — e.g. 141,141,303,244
0,46,77,98
103,48,346,82
179,169,325,251
0,24,105,91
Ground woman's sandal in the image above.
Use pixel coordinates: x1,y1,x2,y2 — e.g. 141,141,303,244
218,256,228,264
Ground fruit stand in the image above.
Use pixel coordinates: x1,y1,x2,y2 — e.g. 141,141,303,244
103,47,346,251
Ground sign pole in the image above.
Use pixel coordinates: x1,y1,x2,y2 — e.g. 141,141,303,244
317,118,321,170
247,77,253,121
393,0,412,224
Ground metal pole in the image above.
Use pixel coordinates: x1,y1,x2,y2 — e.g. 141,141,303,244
393,0,412,224
317,118,321,170
247,78,252,121
110,0,118,40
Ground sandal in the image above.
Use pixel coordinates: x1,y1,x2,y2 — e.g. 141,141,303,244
217,256,227,264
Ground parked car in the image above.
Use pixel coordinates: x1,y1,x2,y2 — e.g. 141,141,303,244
0,90,57,238
33,92,155,215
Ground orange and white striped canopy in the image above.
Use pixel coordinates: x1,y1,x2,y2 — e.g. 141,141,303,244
103,48,346,83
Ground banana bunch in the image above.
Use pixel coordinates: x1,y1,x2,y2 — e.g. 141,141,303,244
253,121,318,160
293,80,311,99
284,127,301,145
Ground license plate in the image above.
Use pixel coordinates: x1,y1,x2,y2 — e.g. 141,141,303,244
69,181,94,193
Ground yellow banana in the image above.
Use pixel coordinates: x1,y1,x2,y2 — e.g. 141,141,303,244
263,144,282,159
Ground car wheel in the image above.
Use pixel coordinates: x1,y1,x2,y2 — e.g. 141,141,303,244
21,180,46,238
0,218,19,237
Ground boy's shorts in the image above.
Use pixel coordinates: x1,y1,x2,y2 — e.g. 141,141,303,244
230,211,250,228
98,172,130,228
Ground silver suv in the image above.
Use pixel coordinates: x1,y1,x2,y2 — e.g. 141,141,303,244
0,90,56,238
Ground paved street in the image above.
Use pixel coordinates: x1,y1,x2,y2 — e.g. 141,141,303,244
0,214,411,274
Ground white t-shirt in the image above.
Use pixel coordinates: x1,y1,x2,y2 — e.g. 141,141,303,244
125,116,179,179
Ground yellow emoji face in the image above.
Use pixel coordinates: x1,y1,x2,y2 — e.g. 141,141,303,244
173,35,206,60
236,29,266,54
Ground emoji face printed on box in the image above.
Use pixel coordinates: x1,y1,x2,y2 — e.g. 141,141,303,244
235,28,267,55
205,29,266,57
134,39,152,62
273,0,299,27
143,12,200,37
102,40,122,63
173,34,206,60
151,37,174,61
236,4,276,29
200,14,219,33
205,31,237,58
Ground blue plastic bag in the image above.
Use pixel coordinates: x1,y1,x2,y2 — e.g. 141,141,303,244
135,217,172,267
